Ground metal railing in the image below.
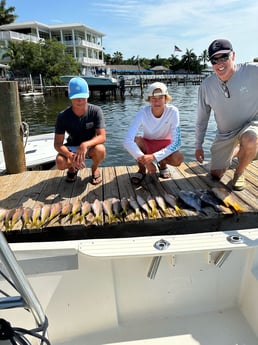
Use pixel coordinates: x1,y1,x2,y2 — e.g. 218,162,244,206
0,231,50,344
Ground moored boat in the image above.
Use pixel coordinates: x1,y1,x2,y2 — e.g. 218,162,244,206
60,74,118,87
0,133,56,173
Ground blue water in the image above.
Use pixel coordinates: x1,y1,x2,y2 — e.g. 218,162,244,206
20,84,216,167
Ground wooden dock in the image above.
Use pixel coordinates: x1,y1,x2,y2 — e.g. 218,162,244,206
0,161,257,243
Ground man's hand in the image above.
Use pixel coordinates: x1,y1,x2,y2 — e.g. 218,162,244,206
195,149,204,163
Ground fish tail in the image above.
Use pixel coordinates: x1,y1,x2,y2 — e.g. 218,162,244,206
108,214,117,224
93,215,102,225
79,215,85,223
134,211,141,220
232,202,245,213
175,205,183,215
151,209,158,218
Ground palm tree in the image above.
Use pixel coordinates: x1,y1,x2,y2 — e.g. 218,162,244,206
0,0,17,25
199,49,209,67
181,49,197,73
112,51,123,65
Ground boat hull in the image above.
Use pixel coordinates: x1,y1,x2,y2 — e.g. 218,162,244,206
60,75,118,87
0,133,56,173
1,230,258,344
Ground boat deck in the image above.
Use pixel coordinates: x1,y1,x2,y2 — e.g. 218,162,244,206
0,161,257,242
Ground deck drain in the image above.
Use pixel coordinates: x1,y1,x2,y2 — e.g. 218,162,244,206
153,239,170,251
227,235,244,244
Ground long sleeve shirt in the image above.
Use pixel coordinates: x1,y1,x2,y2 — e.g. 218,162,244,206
196,63,258,149
124,104,182,162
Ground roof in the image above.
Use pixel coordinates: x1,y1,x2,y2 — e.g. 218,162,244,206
0,21,105,36
150,65,170,71
105,65,146,72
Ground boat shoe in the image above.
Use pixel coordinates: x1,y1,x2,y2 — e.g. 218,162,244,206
232,173,245,191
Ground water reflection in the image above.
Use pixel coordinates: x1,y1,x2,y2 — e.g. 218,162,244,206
20,85,216,167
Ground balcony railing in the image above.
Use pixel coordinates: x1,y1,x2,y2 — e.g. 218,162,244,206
0,30,41,43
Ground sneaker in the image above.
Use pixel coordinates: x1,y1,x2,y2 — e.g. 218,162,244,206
232,173,245,191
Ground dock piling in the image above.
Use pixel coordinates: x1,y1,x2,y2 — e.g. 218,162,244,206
0,81,26,174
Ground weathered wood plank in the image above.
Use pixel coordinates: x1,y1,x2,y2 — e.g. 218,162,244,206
0,161,257,239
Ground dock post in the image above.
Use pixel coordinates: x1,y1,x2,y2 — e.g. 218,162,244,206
0,81,26,174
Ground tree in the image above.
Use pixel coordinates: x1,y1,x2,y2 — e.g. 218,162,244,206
0,0,17,25
181,49,197,73
112,51,123,64
199,49,209,68
3,39,80,84
41,39,80,84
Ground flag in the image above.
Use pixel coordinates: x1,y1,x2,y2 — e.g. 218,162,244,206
174,45,182,52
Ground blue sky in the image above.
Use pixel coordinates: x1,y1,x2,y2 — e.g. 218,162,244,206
8,0,258,63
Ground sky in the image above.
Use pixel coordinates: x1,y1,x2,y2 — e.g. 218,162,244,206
6,0,258,63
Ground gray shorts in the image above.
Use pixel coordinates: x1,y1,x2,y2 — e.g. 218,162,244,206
210,121,258,170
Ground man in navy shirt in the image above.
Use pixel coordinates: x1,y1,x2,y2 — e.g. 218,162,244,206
54,77,106,184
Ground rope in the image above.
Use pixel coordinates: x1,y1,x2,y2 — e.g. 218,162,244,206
21,122,29,148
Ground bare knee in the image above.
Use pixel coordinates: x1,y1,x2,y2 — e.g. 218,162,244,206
166,151,184,166
134,136,145,152
240,131,258,152
56,154,68,170
90,144,106,163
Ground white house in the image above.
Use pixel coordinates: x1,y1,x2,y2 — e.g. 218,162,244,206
0,21,105,74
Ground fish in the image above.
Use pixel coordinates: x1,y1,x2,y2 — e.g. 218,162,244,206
128,196,141,219
211,187,246,212
120,197,129,216
9,206,24,229
146,195,158,218
70,198,82,220
80,200,91,223
48,202,62,222
60,200,73,217
0,207,8,223
195,189,224,212
163,192,184,215
155,195,170,216
179,190,204,213
4,208,16,227
39,204,51,227
91,198,102,224
22,207,33,228
102,199,116,223
111,197,122,219
136,195,152,218
31,204,42,228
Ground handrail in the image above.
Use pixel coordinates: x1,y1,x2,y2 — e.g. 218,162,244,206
0,231,46,327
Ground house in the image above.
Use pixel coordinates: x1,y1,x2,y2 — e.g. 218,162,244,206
0,21,105,74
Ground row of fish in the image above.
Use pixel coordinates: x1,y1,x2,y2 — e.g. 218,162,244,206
0,187,244,230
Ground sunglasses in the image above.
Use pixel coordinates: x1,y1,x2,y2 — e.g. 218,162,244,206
210,53,231,65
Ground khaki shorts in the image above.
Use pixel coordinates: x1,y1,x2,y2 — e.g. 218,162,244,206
210,121,258,170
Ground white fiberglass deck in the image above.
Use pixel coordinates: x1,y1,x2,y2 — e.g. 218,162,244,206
1,229,258,345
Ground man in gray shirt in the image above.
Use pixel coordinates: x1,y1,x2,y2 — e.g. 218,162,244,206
195,39,258,190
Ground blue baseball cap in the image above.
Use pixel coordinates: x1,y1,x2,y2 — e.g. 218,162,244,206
68,77,89,99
